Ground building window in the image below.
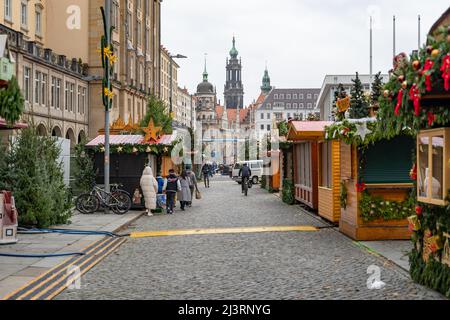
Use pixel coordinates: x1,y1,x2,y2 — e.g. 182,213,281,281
280,94,284,99
307,94,312,99
77,86,81,114
70,83,75,112
314,94,319,99
293,94,298,99
65,82,69,110
286,103,291,108
260,113,264,120
23,67,31,102
274,94,278,99
293,103,298,108
36,10,42,35
51,77,62,110
300,94,304,99
112,1,119,29
287,94,291,99
307,103,312,109
300,103,304,108
34,71,41,104
4,0,12,20
41,74,47,105
267,125,271,131
260,125,264,130
21,1,28,28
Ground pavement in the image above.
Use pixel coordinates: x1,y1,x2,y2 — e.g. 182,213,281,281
56,176,446,300
0,210,144,299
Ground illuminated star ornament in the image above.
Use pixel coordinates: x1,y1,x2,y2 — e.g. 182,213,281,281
355,122,372,142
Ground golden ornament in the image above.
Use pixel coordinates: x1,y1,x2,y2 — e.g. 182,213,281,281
431,49,440,58
401,81,408,89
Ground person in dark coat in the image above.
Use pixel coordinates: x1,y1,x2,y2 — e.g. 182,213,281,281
202,163,211,188
163,169,181,214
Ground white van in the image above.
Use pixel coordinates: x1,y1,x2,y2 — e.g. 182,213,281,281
232,160,264,184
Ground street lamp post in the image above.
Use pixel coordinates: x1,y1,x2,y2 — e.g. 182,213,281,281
104,0,112,211
169,54,187,117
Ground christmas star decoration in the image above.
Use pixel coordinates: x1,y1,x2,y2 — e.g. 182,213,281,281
355,122,372,141
143,118,162,142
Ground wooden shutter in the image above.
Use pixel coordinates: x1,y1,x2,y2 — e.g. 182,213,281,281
362,135,415,184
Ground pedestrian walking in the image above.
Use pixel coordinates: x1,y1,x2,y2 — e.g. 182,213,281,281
178,170,192,211
163,169,181,214
202,163,211,188
140,166,158,216
187,169,199,207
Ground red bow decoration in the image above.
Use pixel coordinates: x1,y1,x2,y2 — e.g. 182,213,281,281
355,182,366,193
394,89,404,116
427,112,435,126
441,54,450,91
409,163,417,181
422,59,434,92
415,206,423,216
409,84,421,116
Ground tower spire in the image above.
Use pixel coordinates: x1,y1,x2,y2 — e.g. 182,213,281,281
203,53,208,81
230,35,239,58
261,63,272,94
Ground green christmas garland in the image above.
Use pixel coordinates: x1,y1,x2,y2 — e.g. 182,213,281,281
93,137,182,157
375,25,450,139
359,191,415,222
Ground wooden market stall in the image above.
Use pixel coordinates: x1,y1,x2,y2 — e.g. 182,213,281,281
335,132,416,240
86,118,179,209
287,121,333,210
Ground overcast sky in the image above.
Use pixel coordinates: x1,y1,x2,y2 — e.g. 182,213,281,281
162,0,449,106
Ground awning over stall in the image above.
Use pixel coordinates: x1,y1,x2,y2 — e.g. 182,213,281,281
86,133,177,147
287,121,333,141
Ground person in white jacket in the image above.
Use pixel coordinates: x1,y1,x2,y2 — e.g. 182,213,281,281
140,166,158,216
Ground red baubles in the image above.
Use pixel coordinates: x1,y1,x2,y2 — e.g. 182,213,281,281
440,54,450,91
415,206,423,216
394,89,404,116
427,112,435,127
422,59,434,92
409,84,421,116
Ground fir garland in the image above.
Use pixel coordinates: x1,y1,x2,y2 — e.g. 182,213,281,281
375,25,450,139
359,191,415,222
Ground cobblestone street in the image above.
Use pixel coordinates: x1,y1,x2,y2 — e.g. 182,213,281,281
57,176,445,300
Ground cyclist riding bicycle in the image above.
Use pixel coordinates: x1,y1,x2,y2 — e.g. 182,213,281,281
239,163,252,194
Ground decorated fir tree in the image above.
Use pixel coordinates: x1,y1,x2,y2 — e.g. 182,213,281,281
141,95,173,134
370,72,383,106
333,83,348,121
349,72,369,119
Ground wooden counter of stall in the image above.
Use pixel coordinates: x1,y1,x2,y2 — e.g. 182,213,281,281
338,134,415,240
287,121,334,212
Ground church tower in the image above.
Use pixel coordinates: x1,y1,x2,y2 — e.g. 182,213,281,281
261,66,273,95
224,36,244,109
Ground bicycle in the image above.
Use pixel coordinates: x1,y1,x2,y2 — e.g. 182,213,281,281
76,185,132,215
242,176,252,196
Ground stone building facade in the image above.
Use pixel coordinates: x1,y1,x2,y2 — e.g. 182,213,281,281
0,2,89,146
88,0,162,138
160,45,179,113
